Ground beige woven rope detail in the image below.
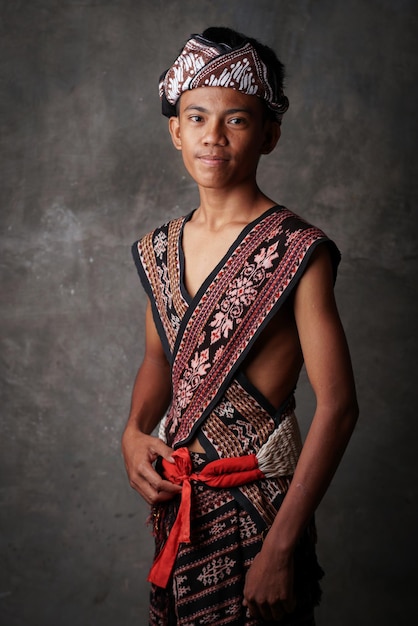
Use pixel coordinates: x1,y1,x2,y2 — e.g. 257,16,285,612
256,411,302,478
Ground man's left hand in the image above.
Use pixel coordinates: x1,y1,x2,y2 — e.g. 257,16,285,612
243,547,296,622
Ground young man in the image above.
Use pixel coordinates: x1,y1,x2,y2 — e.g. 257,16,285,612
122,27,358,625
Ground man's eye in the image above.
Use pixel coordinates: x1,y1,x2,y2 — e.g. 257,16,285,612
229,117,245,125
189,115,203,122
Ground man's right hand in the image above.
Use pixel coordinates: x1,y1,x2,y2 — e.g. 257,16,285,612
121,429,182,505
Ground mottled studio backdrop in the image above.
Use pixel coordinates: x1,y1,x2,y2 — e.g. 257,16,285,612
1,1,417,624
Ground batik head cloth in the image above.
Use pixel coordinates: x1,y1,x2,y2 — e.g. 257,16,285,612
159,34,289,122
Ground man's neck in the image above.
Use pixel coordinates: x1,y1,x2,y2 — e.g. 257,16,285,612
194,184,275,231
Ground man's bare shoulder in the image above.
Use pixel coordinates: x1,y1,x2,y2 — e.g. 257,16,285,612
295,243,339,308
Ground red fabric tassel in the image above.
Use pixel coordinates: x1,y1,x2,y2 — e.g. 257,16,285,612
147,447,264,588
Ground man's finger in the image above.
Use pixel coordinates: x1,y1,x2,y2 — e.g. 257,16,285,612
159,478,182,493
151,440,176,463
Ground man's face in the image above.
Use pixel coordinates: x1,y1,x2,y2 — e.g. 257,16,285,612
169,87,279,192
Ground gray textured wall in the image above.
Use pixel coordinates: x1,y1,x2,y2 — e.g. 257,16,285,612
1,1,417,624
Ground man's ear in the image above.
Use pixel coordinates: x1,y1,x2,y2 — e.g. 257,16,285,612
169,116,182,151
261,121,281,155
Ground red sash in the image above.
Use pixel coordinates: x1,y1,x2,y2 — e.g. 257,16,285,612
148,447,264,588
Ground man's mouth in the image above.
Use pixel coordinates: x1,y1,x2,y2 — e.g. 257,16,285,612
197,154,229,165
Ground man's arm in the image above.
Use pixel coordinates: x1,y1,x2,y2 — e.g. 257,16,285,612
244,244,359,621
121,299,182,504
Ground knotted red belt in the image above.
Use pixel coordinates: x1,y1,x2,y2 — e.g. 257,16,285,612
148,446,265,588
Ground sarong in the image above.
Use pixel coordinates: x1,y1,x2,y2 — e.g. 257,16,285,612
147,381,323,625
149,452,323,626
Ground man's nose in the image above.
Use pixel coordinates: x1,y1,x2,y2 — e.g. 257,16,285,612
203,119,227,146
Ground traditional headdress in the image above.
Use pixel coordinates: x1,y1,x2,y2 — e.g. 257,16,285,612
159,33,289,122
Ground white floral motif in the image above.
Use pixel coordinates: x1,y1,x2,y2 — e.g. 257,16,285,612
153,230,167,259
157,263,172,310
185,349,210,384
175,574,191,599
168,403,181,438
209,521,227,536
215,400,235,420
177,349,210,409
199,614,222,625
170,313,180,333
239,514,258,539
177,378,194,410
197,555,236,586
253,242,281,269
210,273,254,340
225,602,241,616
209,242,279,341
213,346,224,362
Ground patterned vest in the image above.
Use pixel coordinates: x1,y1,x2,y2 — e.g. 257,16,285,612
132,205,340,451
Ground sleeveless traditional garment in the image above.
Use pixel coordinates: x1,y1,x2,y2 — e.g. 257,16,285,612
132,205,340,625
